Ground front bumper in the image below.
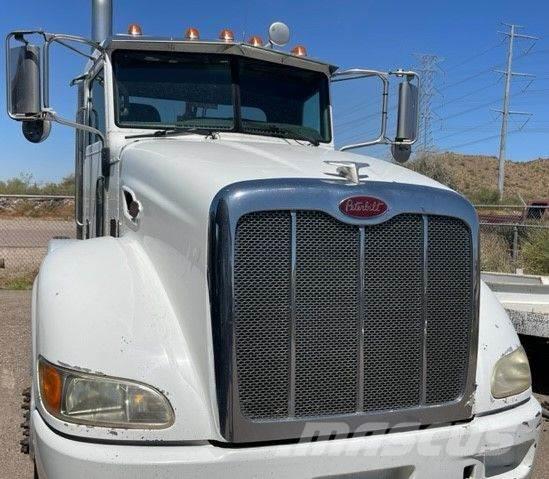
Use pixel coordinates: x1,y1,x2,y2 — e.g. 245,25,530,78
33,397,541,479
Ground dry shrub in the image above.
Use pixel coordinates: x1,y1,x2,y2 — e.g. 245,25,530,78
480,232,513,273
407,154,457,189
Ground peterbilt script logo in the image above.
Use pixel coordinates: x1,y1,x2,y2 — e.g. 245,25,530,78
339,196,388,218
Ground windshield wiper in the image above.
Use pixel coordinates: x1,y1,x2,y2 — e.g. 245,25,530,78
261,125,320,146
126,127,219,139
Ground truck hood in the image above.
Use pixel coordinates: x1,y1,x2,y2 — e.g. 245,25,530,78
120,136,449,201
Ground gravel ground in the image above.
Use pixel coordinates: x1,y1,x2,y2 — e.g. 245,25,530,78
0,289,547,478
0,290,33,479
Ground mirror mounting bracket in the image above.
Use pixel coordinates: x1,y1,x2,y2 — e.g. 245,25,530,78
331,68,420,153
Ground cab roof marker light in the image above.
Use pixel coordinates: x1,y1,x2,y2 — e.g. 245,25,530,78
247,35,263,47
127,23,143,36
219,28,234,42
185,27,200,40
291,45,307,57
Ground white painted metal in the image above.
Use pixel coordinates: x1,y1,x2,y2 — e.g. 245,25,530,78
33,398,541,478
483,271,549,338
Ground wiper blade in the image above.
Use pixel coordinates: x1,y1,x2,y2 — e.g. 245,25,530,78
126,127,218,139
264,125,320,146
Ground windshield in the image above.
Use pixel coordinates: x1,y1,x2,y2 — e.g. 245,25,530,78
112,50,331,143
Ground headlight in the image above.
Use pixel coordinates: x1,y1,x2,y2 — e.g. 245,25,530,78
491,346,531,399
38,357,174,428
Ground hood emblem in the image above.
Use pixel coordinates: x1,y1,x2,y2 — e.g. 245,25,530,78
324,161,369,184
339,196,388,218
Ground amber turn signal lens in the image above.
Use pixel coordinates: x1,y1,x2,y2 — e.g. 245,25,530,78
39,361,63,414
185,27,200,40
219,28,234,42
247,35,263,47
291,45,307,57
127,23,143,36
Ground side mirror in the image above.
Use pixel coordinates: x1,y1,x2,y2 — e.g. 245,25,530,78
390,77,419,163
332,69,419,156
7,42,43,118
395,78,419,143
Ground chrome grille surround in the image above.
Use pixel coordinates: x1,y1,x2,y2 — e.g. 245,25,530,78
209,179,480,443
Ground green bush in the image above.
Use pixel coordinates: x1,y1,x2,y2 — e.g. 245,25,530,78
521,229,549,275
0,173,75,195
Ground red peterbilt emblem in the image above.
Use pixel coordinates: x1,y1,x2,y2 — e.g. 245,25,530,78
339,196,388,218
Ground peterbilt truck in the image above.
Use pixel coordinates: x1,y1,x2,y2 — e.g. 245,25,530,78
5,1,542,478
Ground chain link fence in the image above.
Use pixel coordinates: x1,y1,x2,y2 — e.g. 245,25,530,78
1,195,547,289
0,195,75,289
476,204,549,274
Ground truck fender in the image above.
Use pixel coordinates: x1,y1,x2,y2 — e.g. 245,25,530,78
32,235,219,442
474,281,531,414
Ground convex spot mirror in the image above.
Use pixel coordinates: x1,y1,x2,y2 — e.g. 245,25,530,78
8,42,43,118
22,119,51,143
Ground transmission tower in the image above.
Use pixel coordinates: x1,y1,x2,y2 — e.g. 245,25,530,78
495,24,538,201
414,54,444,154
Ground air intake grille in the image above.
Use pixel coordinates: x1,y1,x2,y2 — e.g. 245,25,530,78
233,211,473,421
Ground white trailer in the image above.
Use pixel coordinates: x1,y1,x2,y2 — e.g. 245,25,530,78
482,272,549,339
6,1,541,477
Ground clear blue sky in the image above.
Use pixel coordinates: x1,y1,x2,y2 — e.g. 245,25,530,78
1,0,548,182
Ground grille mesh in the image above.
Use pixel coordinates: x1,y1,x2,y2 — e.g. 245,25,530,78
295,212,359,417
363,215,424,411
425,216,472,404
233,211,473,421
234,212,291,419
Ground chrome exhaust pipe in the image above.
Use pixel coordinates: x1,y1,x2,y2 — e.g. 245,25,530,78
91,0,113,43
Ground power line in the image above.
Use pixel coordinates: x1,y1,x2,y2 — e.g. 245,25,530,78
444,42,504,72
434,119,498,142
443,132,503,150
437,97,502,122
433,80,499,111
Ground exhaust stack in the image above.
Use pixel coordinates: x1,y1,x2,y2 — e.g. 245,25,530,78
91,0,113,43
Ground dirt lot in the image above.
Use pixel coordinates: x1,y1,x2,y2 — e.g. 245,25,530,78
0,290,548,478
0,291,33,479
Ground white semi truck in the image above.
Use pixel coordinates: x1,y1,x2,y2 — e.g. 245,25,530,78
6,1,542,477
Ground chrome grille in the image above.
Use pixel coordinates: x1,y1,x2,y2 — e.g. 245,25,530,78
232,211,473,421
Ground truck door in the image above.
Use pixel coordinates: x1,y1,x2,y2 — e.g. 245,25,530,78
82,68,106,238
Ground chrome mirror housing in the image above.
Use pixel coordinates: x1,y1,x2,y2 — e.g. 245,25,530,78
7,40,42,118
